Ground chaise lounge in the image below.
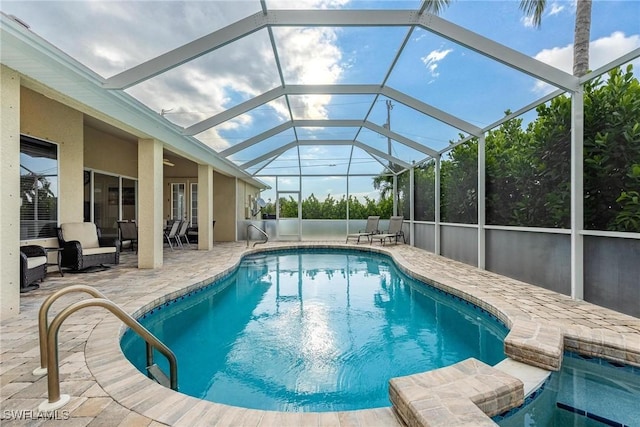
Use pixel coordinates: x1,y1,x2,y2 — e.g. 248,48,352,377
370,216,406,245
346,216,380,243
57,222,120,272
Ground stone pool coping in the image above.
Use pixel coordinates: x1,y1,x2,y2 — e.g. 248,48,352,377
3,241,639,426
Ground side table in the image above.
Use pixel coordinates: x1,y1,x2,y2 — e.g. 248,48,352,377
44,247,64,277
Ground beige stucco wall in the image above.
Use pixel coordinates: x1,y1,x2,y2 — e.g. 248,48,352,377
1,66,21,319
197,165,214,250
138,139,164,268
21,86,84,225
213,171,236,241
84,126,137,178
164,157,197,178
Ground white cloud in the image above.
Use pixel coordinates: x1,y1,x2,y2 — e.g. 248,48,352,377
420,48,453,78
276,27,344,85
521,1,568,28
150,7,345,138
532,31,640,93
268,0,349,9
521,15,536,29
548,2,565,16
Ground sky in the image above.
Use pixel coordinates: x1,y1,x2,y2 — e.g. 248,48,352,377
2,0,639,202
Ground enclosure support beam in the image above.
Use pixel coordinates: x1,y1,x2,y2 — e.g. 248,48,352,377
571,88,584,300
435,155,441,256
410,165,415,246
478,135,486,270
346,178,350,235
104,10,577,92
393,175,398,216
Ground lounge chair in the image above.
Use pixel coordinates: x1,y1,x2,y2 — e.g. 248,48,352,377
176,220,191,248
370,216,406,245
164,220,181,250
57,222,120,271
346,216,380,243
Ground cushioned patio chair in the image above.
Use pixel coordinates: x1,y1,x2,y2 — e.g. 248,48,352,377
346,215,380,243
117,220,138,253
20,245,47,292
370,216,406,245
57,222,120,272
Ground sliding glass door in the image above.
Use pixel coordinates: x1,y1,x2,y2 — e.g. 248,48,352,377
84,170,137,237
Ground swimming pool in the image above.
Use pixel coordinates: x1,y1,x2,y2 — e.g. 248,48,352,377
121,248,508,412
495,352,640,426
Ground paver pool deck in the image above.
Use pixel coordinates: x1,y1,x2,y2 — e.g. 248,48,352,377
1,242,639,426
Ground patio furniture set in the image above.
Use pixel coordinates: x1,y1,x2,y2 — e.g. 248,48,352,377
345,215,406,245
19,222,122,293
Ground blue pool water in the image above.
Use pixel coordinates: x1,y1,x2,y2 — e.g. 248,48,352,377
121,249,507,412
496,352,640,427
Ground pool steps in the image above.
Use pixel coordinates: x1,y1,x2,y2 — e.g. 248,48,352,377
387,318,560,426
493,358,550,399
389,358,525,427
504,319,563,371
147,364,171,388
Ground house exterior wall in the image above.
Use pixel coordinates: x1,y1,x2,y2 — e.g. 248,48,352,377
213,171,236,242
21,86,84,225
1,66,21,319
84,126,137,178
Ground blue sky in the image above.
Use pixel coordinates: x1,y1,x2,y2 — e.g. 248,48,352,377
3,0,639,201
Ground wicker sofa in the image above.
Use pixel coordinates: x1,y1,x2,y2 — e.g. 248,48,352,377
57,222,120,272
20,245,47,292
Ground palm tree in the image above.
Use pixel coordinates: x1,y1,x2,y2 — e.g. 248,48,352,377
420,0,452,15
422,0,592,77
520,0,592,77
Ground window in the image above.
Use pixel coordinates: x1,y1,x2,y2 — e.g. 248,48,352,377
20,135,58,240
171,183,186,220
190,183,198,227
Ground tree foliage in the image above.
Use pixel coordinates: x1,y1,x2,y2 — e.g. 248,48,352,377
270,193,393,220
408,65,639,231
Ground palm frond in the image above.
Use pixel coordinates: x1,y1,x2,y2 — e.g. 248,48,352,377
520,0,547,28
419,0,452,15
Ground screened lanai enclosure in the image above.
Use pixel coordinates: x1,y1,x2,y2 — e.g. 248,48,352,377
3,1,639,317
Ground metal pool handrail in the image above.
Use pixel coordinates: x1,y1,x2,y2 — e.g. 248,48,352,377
34,284,108,375
36,289,178,412
247,223,269,247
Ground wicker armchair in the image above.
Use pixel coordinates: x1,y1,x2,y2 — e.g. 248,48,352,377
57,222,120,272
20,245,47,292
